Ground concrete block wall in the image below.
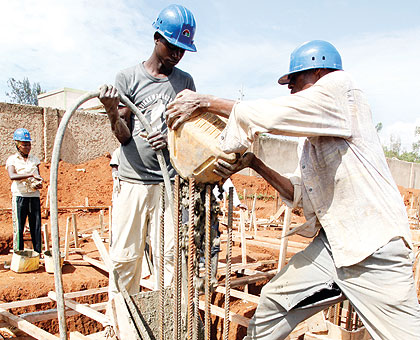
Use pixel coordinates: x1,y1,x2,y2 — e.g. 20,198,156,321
1,101,419,189
0,102,119,165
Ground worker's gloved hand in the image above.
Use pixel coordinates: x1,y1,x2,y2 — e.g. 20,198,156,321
214,152,255,179
146,130,168,151
166,89,209,130
98,84,120,113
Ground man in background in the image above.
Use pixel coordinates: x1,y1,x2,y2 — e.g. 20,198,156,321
6,128,43,255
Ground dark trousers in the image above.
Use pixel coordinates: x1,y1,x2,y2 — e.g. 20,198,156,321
12,196,42,254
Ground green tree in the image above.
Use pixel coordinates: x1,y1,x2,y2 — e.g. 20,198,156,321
5,77,43,105
375,122,383,133
383,127,420,163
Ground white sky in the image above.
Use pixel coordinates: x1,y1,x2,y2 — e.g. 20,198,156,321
1,0,419,151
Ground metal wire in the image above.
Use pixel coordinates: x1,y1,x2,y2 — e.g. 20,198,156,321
223,187,233,340
187,178,196,340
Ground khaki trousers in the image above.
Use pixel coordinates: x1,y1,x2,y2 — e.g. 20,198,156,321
244,231,420,340
108,181,174,300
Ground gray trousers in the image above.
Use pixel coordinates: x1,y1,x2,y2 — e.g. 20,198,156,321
244,230,420,340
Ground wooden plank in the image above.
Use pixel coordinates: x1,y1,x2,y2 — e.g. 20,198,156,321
81,255,108,272
222,234,304,255
48,291,109,326
0,307,59,340
220,269,277,288
198,300,249,328
20,302,107,323
214,286,259,304
0,297,51,310
0,287,107,310
70,331,91,339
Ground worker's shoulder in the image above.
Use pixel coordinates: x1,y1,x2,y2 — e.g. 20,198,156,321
317,70,359,92
116,64,140,79
171,66,194,81
5,153,18,166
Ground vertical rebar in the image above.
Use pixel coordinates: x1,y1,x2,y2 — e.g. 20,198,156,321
204,185,212,340
173,176,181,340
223,187,233,340
187,178,196,340
159,183,165,340
193,283,199,339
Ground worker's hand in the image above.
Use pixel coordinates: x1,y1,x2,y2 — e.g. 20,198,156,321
98,84,120,113
214,152,255,179
166,89,208,130
146,130,168,151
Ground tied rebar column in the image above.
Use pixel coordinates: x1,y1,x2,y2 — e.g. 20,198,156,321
223,187,233,340
173,176,181,340
204,185,212,340
159,183,165,340
187,178,196,340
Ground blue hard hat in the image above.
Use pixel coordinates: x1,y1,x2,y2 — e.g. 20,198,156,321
13,128,32,142
152,4,197,52
278,40,343,85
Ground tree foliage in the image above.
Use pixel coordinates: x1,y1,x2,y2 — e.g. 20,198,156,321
5,77,43,106
383,127,420,163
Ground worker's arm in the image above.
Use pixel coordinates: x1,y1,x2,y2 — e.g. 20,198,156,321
214,152,294,202
99,85,132,144
166,89,235,130
7,165,41,181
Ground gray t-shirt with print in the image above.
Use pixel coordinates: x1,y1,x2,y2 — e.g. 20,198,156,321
115,62,195,184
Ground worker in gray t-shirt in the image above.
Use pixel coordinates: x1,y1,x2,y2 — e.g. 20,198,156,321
99,4,197,302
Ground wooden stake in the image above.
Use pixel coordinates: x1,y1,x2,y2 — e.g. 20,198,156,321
99,210,104,237
251,194,257,237
71,214,79,249
85,197,89,207
64,216,71,260
278,206,291,272
42,223,50,252
240,210,247,266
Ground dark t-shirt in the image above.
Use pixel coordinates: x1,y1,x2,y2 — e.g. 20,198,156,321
115,62,195,184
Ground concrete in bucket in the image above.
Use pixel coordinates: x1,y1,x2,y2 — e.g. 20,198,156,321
168,112,239,183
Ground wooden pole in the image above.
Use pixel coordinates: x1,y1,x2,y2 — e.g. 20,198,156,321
64,217,71,260
251,195,257,238
71,214,79,249
42,223,50,252
99,210,104,237
277,206,291,272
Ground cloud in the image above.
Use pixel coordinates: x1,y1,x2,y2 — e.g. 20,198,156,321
1,1,419,153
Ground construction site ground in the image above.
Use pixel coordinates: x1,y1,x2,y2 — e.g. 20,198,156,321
0,155,419,339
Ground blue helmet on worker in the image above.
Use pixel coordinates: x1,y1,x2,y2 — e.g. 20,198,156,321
13,128,32,142
152,4,197,52
278,40,343,85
